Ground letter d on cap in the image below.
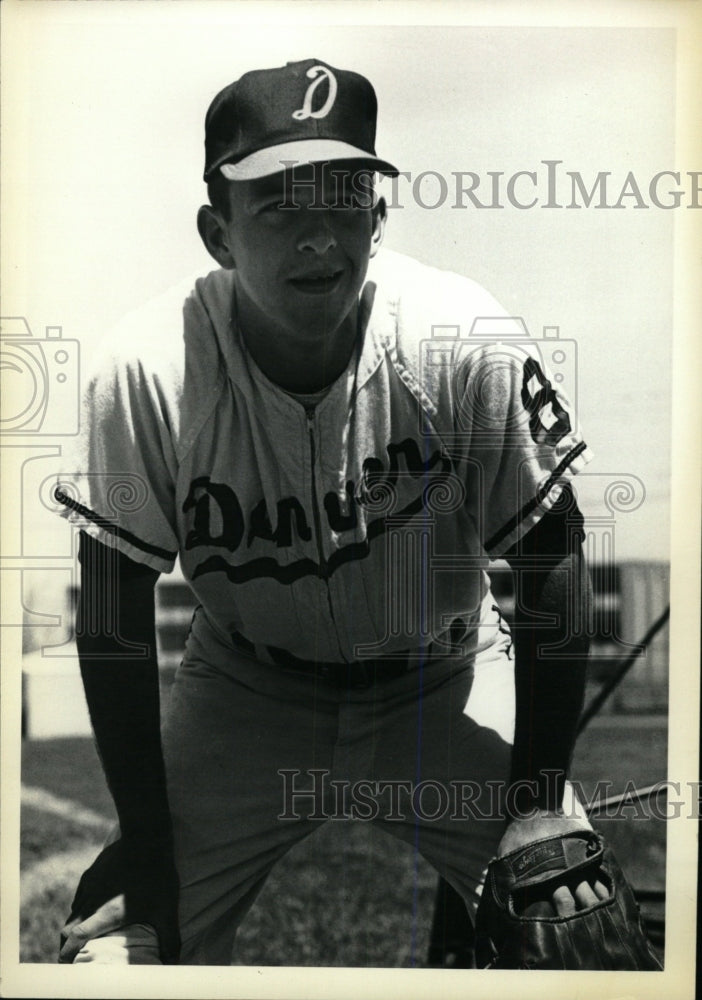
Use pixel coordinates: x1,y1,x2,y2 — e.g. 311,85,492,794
292,66,338,121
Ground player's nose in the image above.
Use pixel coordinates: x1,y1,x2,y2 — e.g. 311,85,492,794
296,219,338,255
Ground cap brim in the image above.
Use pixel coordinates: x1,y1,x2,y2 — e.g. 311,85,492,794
218,139,399,180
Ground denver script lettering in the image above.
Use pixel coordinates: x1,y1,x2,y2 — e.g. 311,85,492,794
183,476,245,551
248,497,312,547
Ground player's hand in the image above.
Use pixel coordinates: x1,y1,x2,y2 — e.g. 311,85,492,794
59,894,128,962
496,810,609,917
58,838,180,964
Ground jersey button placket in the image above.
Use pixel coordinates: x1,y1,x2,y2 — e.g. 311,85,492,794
305,406,346,663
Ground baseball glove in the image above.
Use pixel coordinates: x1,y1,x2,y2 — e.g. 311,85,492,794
475,830,662,970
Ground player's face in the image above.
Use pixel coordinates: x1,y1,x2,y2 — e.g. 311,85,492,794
218,164,385,341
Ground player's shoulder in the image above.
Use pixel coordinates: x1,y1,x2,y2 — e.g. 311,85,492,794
367,249,512,350
366,248,520,383
369,246,505,307
94,268,229,368
88,268,232,425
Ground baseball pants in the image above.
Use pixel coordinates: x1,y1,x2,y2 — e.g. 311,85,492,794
77,597,520,965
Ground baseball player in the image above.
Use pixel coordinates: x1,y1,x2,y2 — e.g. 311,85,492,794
53,59,657,968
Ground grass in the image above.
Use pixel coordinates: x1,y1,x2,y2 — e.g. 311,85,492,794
19,718,668,966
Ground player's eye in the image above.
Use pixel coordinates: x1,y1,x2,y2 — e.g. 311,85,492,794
318,191,372,212
345,194,374,210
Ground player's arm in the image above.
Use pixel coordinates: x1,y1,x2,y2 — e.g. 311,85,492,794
499,487,607,913
58,530,180,963
478,490,661,967
504,485,590,814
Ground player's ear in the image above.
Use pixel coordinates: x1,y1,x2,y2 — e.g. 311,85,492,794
369,196,387,258
197,205,236,269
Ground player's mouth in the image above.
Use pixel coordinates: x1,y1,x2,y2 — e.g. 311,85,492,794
288,269,344,295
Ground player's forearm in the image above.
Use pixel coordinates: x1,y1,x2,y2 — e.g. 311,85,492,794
510,550,591,810
76,532,172,849
501,492,592,812
78,657,172,847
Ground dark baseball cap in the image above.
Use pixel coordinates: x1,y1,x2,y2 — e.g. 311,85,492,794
204,58,399,182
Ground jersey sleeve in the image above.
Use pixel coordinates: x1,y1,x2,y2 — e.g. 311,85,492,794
54,343,180,574
457,339,593,559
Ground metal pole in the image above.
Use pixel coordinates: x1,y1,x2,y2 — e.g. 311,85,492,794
577,606,670,734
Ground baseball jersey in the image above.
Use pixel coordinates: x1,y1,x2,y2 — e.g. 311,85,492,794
55,249,592,666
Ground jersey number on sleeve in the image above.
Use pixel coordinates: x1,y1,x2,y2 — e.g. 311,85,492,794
520,357,572,447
